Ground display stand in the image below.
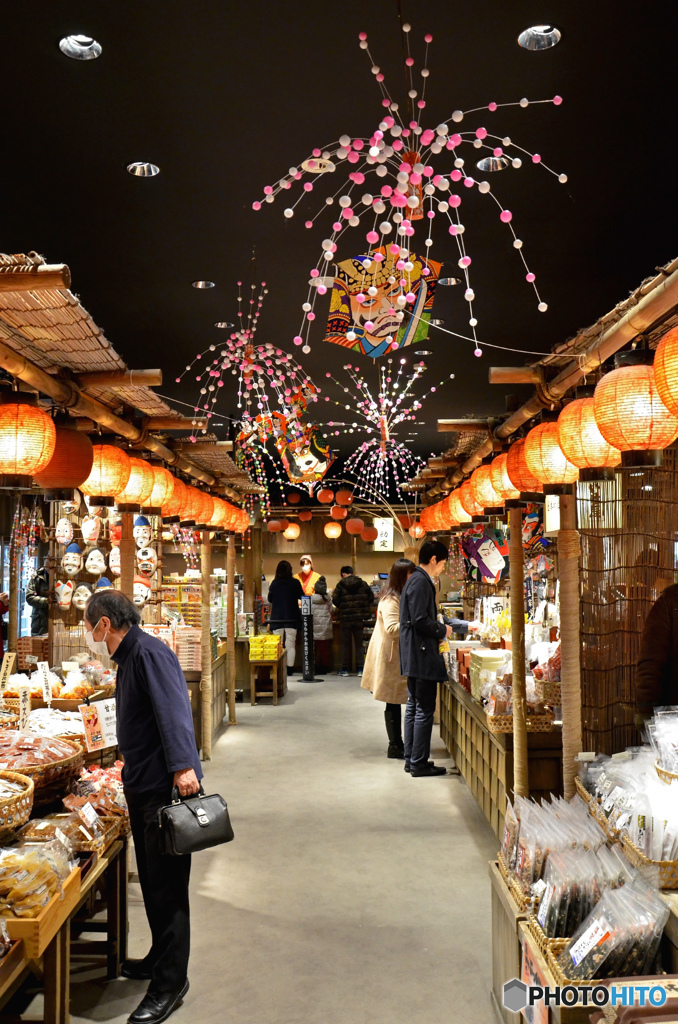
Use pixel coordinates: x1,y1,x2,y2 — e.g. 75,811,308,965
489,861,524,1024
250,651,287,705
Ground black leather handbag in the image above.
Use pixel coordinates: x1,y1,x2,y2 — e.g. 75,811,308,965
157,786,234,856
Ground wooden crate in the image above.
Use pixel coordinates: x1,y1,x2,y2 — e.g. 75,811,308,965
489,860,525,1024
3,866,80,958
440,680,563,839
0,940,27,1005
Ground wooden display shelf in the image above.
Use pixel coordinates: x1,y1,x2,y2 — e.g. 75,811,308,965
440,679,562,840
517,921,590,1024
0,940,27,1003
4,866,80,958
250,651,287,706
489,860,525,1024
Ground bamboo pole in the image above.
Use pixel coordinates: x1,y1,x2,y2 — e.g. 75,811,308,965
201,530,212,761
0,264,71,292
227,534,237,725
559,493,583,800
509,506,529,799
488,367,543,385
147,417,207,431
7,501,19,654
251,525,262,604
243,533,254,611
79,369,163,388
47,503,56,663
119,513,135,601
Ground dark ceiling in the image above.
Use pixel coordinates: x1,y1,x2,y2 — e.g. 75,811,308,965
3,1,676,477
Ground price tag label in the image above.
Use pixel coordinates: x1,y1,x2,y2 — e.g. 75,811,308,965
569,916,611,967
54,827,68,848
25,655,39,666
18,687,30,733
78,801,99,830
0,652,16,693
37,661,52,705
62,661,78,673
79,698,117,752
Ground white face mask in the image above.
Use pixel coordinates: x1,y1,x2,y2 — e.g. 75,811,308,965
85,618,110,658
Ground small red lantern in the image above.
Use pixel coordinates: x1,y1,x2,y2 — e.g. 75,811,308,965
398,514,414,529
409,523,426,539
324,521,342,539
331,505,348,520
506,438,543,495
161,477,187,522
145,465,175,511
336,489,354,506
316,488,334,504
267,520,282,533
346,517,365,535
33,417,94,500
283,522,301,540
298,510,312,522
287,492,301,504
524,422,578,491
362,526,379,542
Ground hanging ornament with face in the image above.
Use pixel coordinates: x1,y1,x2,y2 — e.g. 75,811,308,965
85,548,107,577
81,515,101,545
55,518,74,546
133,575,152,607
61,543,83,577
133,515,152,549
61,491,81,516
95,577,114,592
136,546,158,576
108,546,121,577
72,582,93,612
84,496,107,517
109,520,122,546
55,580,74,609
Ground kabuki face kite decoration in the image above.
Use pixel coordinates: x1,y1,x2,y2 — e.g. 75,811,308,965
326,247,441,358
254,24,567,360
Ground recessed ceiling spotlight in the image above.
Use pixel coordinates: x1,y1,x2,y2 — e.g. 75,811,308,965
192,281,215,289
214,321,234,329
517,25,562,50
438,277,461,286
415,350,432,356
476,156,510,172
430,318,445,326
59,35,102,60
127,162,160,177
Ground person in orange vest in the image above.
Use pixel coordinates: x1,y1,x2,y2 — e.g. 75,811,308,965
294,555,321,596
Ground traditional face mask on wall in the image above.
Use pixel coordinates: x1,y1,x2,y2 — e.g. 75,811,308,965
133,576,151,607
55,519,74,546
72,583,93,611
61,544,83,577
61,492,80,516
95,577,114,592
133,516,152,549
55,580,74,608
108,547,121,576
81,515,101,545
109,520,122,546
137,546,158,575
85,548,107,577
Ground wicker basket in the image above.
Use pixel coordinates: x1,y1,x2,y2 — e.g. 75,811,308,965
0,770,33,833
574,776,593,805
587,799,621,841
655,760,678,786
620,835,678,889
527,914,568,959
15,740,84,803
546,939,577,986
73,815,121,854
534,679,562,704
486,710,555,734
0,712,19,730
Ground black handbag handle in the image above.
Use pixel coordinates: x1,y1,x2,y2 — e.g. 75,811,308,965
171,784,205,804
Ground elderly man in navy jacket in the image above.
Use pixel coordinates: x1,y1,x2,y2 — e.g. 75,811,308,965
399,540,452,777
85,590,201,1024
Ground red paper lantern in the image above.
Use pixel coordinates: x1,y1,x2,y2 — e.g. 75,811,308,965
594,355,678,463
524,422,578,487
447,491,471,525
197,491,215,526
278,518,290,531
145,465,175,510
287,492,301,504
324,521,342,539
316,488,334,504
489,454,521,501
181,486,203,524
409,523,426,539
161,477,187,521
470,465,503,510
459,480,483,517
208,496,228,529
115,457,155,507
362,526,379,542
331,505,348,520
283,522,301,540
33,418,93,498
557,398,621,472
298,510,312,522
0,393,56,480
267,520,282,533
506,438,543,493
336,489,354,506
81,444,131,505
346,517,365,535
654,326,678,416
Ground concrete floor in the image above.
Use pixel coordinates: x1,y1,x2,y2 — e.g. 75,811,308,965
19,675,499,1024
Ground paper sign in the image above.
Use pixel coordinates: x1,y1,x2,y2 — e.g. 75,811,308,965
78,801,99,830
0,653,15,692
25,655,39,666
62,661,78,672
54,828,68,848
373,517,393,552
79,699,117,751
521,936,549,1024
569,916,610,967
18,687,30,733
37,661,52,705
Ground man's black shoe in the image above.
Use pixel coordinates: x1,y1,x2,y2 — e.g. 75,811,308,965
410,764,447,777
404,760,434,773
128,980,189,1024
121,959,153,980
387,744,405,759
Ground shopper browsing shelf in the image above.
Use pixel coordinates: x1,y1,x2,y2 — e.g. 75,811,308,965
26,560,49,636
83,589,201,1024
399,540,452,777
361,558,415,759
294,554,321,595
268,559,303,674
332,565,375,677
311,575,333,673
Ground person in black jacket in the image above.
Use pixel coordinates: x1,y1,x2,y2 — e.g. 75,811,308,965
267,560,303,674
332,565,375,677
84,589,201,1024
399,540,452,777
26,562,50,636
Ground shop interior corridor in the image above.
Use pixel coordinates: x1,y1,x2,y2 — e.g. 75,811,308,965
31,676,497,1024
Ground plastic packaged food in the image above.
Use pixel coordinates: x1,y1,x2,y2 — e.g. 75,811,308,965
0,732,76,769
20,811,102,847
64,761,127,817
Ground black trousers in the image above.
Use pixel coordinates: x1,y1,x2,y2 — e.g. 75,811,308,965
340,623,364,671
403,677,438,768
126,787,192,994
384,703,403,748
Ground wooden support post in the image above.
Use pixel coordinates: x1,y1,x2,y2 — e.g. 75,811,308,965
509,506,528,799
251,525,262,603
119,512,135,601
8,497,19,653
243,531,254,611
200,530,213,761
47,502,56,663
227,534,237,725
559,493,582,800
352,535,357,573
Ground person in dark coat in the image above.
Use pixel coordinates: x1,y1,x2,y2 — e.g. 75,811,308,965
332,565,375,677
636,583,678,714
84,590,201,1024
267,560,303,674
26,563,50,636
399,540,452,777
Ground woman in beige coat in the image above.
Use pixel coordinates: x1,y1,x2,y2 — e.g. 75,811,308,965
361,558,415,759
